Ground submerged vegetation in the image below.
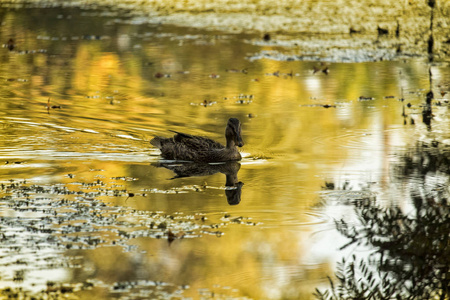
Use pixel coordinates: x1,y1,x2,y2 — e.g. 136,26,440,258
0,179,256,298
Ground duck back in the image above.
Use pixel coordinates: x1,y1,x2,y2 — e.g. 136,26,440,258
151,132,240,162
150,118,243,162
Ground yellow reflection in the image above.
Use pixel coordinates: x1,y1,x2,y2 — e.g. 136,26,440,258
0,7,445,300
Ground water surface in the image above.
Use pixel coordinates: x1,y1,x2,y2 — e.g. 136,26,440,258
0,6,449,300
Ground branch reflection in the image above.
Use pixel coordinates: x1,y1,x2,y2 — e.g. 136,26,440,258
315,141,450,300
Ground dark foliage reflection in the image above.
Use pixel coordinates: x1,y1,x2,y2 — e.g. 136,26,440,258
315,142,450,300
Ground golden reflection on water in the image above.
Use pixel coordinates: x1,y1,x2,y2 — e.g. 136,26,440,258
0,6,449,300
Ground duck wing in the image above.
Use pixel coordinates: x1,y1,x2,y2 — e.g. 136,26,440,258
151,131,226,161
170,130,224,150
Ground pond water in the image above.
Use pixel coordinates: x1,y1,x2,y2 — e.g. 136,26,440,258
0,6,449,300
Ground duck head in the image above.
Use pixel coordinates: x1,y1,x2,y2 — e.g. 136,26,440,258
225,118,244,148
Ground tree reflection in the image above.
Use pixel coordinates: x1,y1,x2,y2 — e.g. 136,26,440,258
152,161,243,205
315,142,449,300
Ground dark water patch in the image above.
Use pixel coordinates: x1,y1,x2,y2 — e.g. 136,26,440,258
246,48,401,63
394,140,450,176
2,1,450,62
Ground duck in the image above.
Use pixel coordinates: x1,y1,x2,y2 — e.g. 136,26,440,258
150,118,244,162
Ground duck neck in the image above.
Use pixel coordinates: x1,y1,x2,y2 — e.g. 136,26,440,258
225,125,235,149
225,173,239,186
226,137,236,149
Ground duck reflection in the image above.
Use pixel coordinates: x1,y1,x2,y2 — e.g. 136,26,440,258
153,161,243,205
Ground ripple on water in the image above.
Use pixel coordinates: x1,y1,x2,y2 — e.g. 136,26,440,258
311,127,409,152
0,149,155,163
227,210,329,229
319,189,377,205
311,130,377,151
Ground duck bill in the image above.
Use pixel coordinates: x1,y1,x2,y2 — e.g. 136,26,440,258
236,134,244,147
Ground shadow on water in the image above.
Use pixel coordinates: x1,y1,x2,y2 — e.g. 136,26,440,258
315,141,450,300
153,161,244,205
